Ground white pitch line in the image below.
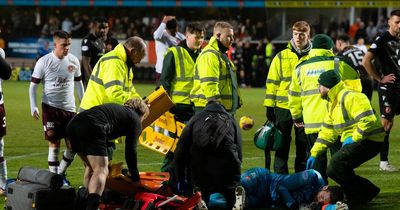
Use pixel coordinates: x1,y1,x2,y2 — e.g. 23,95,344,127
7,152,47,160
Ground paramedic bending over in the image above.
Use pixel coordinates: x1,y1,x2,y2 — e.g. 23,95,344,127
66,98,149,210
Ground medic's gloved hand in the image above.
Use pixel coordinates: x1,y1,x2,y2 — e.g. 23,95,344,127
266,106,276,122
306,156,316,169
342,136,356,147
324,204,336,210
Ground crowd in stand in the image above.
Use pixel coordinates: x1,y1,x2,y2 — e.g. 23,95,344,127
0,8,391,88
0,7,387,43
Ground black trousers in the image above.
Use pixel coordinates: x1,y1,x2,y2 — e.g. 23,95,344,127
327,140,382,203
306,133,341,182
264,107,308,174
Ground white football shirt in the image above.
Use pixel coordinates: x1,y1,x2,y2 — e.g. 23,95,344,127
32,51,81,112
153,22,185,74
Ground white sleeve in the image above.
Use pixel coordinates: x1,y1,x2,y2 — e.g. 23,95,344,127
153,23,167,40
0,49,5,59
177,32,185,42
72,55,81,77
32,58,45,79
29,82,39,117
74,80,84,102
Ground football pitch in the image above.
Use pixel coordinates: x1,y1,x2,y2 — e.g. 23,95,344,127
1,80,400,209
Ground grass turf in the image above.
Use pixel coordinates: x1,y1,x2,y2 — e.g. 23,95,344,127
1,81,400,209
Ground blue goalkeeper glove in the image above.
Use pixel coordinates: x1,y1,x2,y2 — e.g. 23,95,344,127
342,136,356,147
324,204,336,210
306,156,316,169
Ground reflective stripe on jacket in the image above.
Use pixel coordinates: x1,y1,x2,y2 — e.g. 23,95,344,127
167,46,195,105
264,44,301,109
79,43,140,111
310,82,385,157
288,49,361,134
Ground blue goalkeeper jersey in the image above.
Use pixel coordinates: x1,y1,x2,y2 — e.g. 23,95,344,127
241,168,326,208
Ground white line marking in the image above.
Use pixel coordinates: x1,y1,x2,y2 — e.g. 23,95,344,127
7,152,46,160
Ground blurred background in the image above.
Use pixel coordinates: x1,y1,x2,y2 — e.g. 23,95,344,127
0,0,398,87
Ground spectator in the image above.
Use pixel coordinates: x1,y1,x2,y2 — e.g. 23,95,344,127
61,17,73,34
366,21,377,42
354,21,367,44
354,37,368,53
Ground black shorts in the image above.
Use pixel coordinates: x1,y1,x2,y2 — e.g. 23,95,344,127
66,113,108,156
42,103,75,141
378,84,400,120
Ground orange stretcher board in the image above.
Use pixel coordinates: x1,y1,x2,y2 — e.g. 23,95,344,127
106,162,170,196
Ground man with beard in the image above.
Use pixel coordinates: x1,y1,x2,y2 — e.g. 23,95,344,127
362,9,400,172
190,21,241,115
81,17,109,86
308,70,383,205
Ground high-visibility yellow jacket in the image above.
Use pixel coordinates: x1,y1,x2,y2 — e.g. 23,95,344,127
310,81,385,157
264,43,306,109
288,49,361,134
163,45,195,105
190,36,240,113
265,42,273,66
79,43,140,111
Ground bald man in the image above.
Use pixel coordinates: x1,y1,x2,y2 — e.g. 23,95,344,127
78,36,147,162
79,36,147,112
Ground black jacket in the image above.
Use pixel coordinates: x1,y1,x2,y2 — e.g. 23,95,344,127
173,102,242,192
0,56,11,80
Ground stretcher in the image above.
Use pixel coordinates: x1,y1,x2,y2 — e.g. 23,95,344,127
139,111,185,154
103,163,202,210
105,162,170,196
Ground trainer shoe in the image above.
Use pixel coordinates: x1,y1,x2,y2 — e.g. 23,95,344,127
379,162,398,172
232,186,245,210
195,199,208,210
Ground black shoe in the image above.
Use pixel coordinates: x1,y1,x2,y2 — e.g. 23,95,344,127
346,185,380,205
74,186,88,210
364,184,380,203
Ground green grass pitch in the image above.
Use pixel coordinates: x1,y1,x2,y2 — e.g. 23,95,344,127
1,80,400,209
